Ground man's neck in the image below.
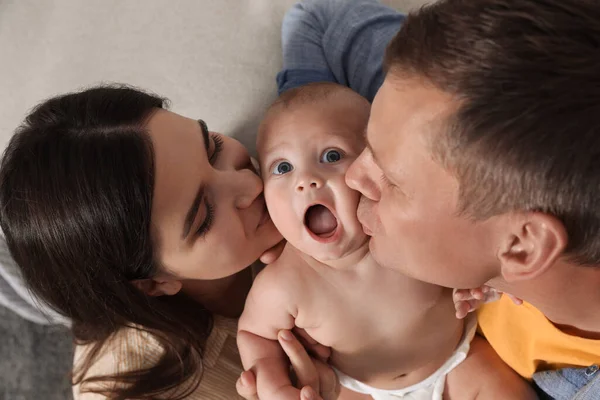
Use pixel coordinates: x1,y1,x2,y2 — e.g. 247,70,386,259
491,261,600,339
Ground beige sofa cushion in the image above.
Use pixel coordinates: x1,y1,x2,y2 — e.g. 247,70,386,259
0,0,427,154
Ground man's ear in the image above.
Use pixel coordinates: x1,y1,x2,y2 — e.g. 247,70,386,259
131,277,182,297
498,212,567,282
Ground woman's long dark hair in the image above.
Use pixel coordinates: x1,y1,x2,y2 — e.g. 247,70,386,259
0,85,212,399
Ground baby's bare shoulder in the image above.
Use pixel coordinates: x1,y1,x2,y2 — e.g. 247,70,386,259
251,247,313,301
239,250,311,334
445,336,537,400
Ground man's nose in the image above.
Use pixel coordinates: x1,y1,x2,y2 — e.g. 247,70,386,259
346,150,381,202
296,172,324,193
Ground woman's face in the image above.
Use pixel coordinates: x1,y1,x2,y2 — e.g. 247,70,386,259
147,109,281,280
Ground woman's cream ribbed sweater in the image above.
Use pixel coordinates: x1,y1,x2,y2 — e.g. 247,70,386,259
72,316,243,399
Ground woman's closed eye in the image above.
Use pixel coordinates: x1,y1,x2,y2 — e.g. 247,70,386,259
191,119,220,238
196,201,215,238
209,135,224,164
198,119,224,165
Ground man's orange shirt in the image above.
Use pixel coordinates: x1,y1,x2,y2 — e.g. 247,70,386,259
477,295,600,378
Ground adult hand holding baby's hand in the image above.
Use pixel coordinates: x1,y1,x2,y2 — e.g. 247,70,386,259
237,330,339,400
453,286,523,319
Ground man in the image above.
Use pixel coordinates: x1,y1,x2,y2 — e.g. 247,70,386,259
242,0,600,398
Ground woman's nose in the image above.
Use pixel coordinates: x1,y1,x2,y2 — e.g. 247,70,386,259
346,149,381,202
296,172,324,193
218,133,253,172
233,168,263,210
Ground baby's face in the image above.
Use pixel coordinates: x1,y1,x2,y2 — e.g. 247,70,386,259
258,101,368,261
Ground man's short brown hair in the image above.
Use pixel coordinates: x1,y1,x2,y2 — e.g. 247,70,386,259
385,0,600,264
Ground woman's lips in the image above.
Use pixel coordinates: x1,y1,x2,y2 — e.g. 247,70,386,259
257,202,271,228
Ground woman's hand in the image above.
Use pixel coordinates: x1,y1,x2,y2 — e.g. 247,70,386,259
237,330,339,400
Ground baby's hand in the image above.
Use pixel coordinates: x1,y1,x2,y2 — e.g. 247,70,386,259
237,330,338,400
453,286,500,319
453,286,523,319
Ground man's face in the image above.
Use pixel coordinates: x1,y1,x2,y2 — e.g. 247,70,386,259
346,76,502,289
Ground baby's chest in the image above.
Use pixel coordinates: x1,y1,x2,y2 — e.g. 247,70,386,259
294,278,422,349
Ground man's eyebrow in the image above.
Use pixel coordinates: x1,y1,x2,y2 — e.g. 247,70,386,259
198,119,210,153
182,184,205,239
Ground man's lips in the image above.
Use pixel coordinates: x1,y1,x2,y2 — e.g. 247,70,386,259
356,202,374,236
360,221,373,236
357,213,373,235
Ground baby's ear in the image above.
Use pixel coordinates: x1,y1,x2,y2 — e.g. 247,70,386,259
497,212,567,282
250,157,261,175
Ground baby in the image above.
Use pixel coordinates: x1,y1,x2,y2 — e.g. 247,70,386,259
238,83,535,400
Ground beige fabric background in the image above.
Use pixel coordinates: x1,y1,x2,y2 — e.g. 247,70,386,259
0,0,429,155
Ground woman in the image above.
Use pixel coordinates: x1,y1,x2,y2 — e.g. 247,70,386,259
0,85,337,400
0,85,261,398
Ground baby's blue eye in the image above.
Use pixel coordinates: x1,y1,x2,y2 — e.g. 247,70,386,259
321,149,343,163
272,161,294,175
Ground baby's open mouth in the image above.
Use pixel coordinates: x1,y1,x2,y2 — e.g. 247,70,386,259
304,204,338,238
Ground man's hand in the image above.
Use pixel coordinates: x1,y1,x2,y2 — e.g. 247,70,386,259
237,330,339,400
453,286,523,319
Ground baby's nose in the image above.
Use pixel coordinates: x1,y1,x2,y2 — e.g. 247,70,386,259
296,174,324,192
